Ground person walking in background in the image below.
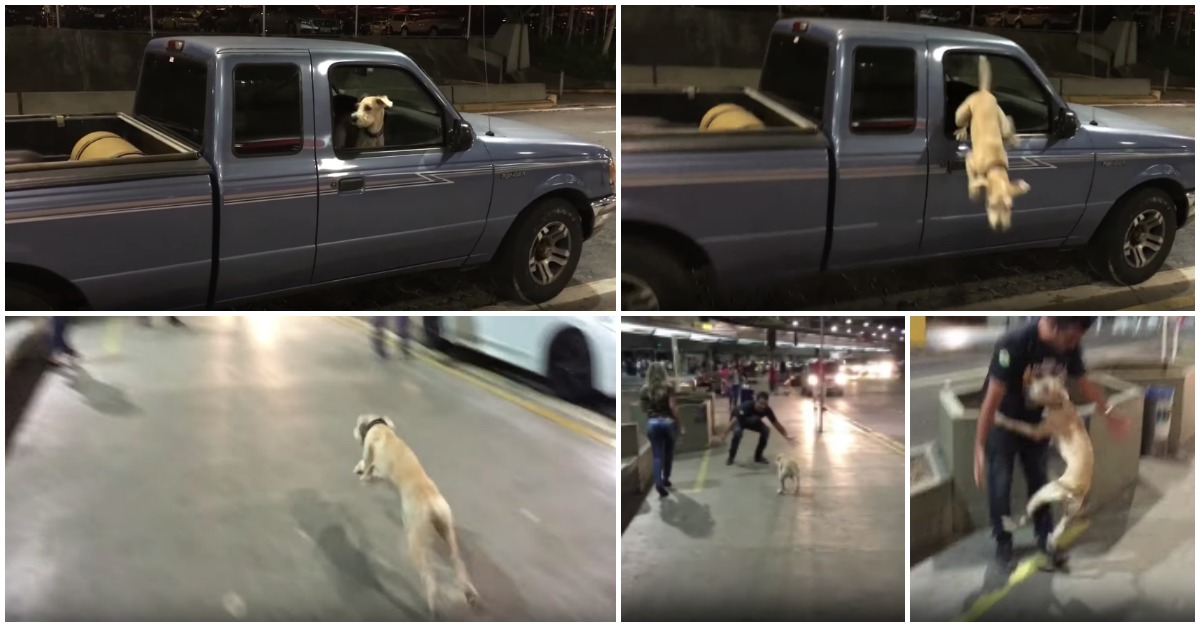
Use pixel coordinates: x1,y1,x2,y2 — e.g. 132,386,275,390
47,317,80,368
139,317,185,327
729,359,744,409
372,316,411,359
641,362,682,498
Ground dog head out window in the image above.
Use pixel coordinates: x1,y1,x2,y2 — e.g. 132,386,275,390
329,65,446,154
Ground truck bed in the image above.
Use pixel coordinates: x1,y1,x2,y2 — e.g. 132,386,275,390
5,113,206,192
622,87,826,154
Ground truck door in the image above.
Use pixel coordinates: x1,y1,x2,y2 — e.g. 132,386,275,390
826,38,929,269
309,53,494,284
922,44,1095,254
211,51,320,302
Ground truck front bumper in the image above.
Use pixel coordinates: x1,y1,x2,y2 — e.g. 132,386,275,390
591,194,616,231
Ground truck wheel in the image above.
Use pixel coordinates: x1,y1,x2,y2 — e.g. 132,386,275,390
8,281,62,311
547,329,592,402
622,238,697,310
1087,188,1177,285
495,197,583,304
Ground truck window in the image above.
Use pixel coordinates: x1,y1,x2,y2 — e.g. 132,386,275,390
943,52,1051,136
231,64,303,158
133,53,208,146
760,33,829,126
850,46,916,134
329,65,446,155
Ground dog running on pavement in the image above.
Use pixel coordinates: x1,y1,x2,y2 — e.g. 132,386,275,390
334,95,393,149
353,414,480,614
994,375,1094,559
953,56,1029,232
775,453,801,495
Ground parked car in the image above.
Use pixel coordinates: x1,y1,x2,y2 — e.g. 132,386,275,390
251,7,340,36
159,11,199,32
621,19,1194,309
6,37,615,310
916,8,962,25
424,315,617,401
1003,7,1072,30
391,7,466,36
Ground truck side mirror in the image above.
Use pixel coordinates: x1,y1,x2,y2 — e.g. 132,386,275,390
447,119,474,153
1054,107,1079,139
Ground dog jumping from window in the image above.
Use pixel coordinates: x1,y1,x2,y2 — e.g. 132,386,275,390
994,375,1094,558
953,56,1029,232
334,95,393,149
352,414,480,615
775,453,801,495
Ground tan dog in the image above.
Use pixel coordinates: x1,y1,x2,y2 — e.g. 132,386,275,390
353,414,480,614
953,56,1029,232
994,376,1094,551
334,95,393,149
775,453,800,495
700,103,765,131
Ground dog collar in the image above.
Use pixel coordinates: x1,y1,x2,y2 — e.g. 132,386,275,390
363,127,384,139
360,417,390,440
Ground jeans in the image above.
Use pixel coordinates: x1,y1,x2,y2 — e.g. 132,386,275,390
49,317,76,356
372,316,410,358
729,383,742,409
728,420,769,462
645,417,676,494
986,424,1053,546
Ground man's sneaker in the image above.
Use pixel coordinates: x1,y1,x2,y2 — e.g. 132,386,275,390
995,540,1014,568
754,457,770,465
1038,548,1070,572
663,480,673,489
726,458,734,466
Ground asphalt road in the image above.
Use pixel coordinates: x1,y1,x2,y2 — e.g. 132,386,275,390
230,101,616,312
909,320,1196,447
715,104,1195,311
5,317,616,621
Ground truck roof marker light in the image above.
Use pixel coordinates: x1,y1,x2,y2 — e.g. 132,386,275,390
167,40,185,52
792,21,808,33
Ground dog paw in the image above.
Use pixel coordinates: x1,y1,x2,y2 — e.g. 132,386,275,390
353,461,364,475
1014,179,1031,193
954,128,969,142
463,585,481,607
777,488,784,495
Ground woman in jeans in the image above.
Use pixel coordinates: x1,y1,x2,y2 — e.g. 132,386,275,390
640,362,682,498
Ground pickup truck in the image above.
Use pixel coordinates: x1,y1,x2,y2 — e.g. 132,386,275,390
621,19,1194,310
7,36,615,310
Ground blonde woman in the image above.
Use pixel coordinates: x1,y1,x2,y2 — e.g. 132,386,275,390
641,362,683,498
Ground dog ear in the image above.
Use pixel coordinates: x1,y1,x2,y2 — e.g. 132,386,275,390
377,96,394,109
382,416,396,429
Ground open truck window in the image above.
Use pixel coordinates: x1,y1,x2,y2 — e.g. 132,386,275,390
133,53,208,146
329,65,445,155
943,52,1051,136
760,33,830,126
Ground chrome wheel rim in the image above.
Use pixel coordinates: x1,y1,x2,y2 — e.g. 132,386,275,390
527,221,571,286
621,274,660,310
1122,208,1166,269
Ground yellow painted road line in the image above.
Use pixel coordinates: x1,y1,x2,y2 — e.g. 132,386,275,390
955,520,1091,622
693,446,713,492
1123,294,1195,311
828,410,906,455
330,317,614,448
103,317,122,356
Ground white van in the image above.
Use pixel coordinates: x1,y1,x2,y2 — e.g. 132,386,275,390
424,316,617,401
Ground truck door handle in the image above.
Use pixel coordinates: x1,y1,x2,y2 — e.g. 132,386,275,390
336,177,365,193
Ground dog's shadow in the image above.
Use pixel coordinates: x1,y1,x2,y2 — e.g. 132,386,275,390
378,504,532,620
290,489,426,620
63,366,140,416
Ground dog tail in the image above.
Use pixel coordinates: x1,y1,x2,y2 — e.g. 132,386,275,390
978,55,992,93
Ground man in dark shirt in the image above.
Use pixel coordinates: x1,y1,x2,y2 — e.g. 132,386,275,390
726,391,794,465
975,316,1128,570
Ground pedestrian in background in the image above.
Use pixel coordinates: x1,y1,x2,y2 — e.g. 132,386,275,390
641,362,682,498
47,316,80,368
372,316,411,359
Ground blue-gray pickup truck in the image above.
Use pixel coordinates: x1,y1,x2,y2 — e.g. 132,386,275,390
7,36,615,310
621,19,1194,309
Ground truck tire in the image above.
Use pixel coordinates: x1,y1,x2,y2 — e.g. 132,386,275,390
495,197,583,304
622,238,697,310
7,281,62,311
547,329,592,402
1086,188,1177,285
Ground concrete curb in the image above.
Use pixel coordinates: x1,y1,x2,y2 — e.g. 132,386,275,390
562,88,617,94
948,266,1195,311
457,99,557,113
1070,94,1163,105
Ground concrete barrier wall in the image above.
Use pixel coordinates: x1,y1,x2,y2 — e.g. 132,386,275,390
6,83,547,115
5,26,485,93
